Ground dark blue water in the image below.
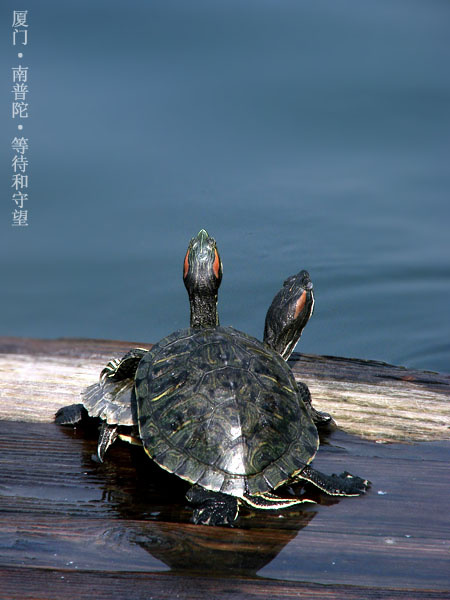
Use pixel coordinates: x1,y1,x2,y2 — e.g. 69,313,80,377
1,1,449,372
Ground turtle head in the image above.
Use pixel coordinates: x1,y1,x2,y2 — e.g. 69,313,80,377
183,229,223,328
263,270,314,360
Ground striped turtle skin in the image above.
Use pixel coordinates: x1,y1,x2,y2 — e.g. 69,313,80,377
136,326,319,499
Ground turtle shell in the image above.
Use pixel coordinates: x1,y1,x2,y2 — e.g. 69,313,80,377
136,326,319,498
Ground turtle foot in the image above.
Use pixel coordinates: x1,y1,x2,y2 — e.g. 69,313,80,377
300,465,371,497
310,407,335,428
100,348,147,382
296,382,335,429
327,471,371,496
55,403,87,425
186,486,239,527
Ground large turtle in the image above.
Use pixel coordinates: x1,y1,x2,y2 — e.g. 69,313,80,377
57,230,369,525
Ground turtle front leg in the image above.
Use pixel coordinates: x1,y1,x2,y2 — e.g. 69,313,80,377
297,381,334,428
101,348,148,382
186,485,239,526
297,465,370,497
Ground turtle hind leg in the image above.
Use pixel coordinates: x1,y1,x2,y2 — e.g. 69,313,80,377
298,465,370,497
101,348,147,382
186,485,239,526
55,403,88,425
297,382,334,428
96,423,119,463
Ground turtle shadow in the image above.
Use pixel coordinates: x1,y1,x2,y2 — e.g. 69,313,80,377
56,420,373,576
58,424,325,575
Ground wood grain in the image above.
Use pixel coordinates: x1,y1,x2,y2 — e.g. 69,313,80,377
0,336,448,441
1,567,447,600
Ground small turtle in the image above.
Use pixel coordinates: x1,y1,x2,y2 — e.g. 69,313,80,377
56,229,330,461
57,230,369,526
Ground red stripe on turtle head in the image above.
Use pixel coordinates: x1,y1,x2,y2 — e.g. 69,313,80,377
183,249,190,279
294,291,307,319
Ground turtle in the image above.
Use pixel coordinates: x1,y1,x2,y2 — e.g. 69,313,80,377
56,229,331,462
57,229,369,526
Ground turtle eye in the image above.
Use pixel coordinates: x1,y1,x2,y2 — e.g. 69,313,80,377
183,249,190,279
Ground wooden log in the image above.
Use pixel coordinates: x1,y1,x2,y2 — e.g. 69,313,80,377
2,566,448,600
0,420,449,598
0,336,449,442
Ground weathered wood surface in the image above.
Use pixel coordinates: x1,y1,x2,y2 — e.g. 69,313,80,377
1,337,449,598
0,336,448,441
0,420,449,599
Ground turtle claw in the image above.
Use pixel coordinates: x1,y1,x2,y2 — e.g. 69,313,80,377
337,471,371,494
96,423,119,462
193,504,236,527
328,471,371,495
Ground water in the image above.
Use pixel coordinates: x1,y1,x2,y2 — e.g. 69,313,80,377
1,0,449,372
